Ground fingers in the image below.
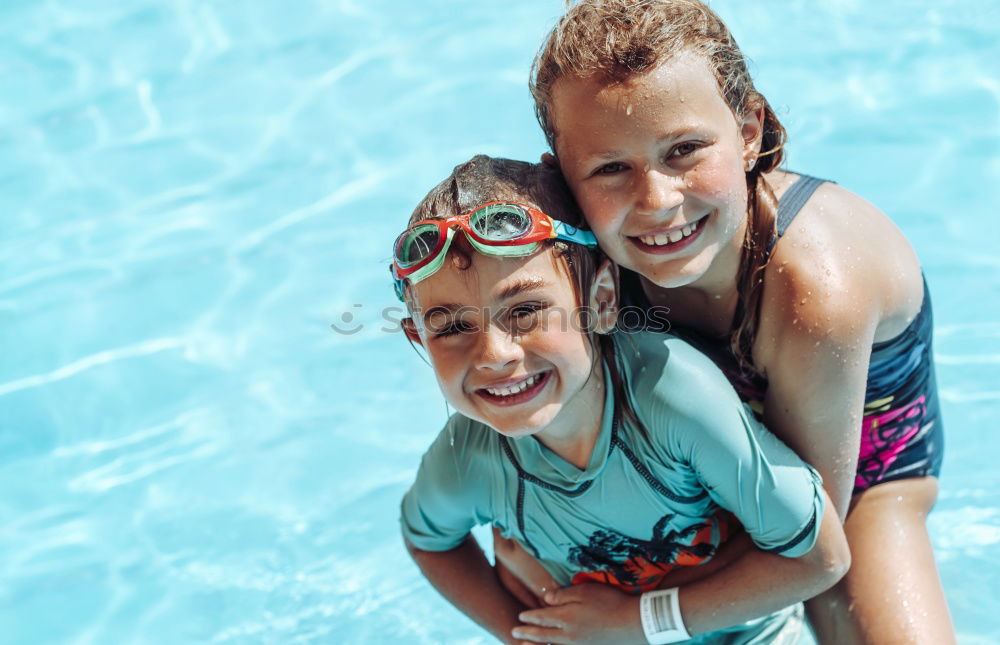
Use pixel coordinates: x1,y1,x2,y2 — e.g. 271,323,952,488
543,584,581,606
512,624,568,644
518,608,566,629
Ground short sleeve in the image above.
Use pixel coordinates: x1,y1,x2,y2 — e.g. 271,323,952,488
633,336,825,558
687,404,825,557
400,415,493,552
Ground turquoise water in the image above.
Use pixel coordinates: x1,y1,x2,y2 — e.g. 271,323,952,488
1,1,998,643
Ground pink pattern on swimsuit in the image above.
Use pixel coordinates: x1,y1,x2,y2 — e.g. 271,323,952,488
855,395,927,491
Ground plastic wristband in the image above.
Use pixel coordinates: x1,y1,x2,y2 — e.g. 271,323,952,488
640,587,690,644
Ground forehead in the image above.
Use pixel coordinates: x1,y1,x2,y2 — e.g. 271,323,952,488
550,52,733,145
409,246,573,309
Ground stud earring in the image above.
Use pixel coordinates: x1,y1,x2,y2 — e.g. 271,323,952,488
746,157,756,172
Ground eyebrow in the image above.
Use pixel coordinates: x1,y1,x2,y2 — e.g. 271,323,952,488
422,303,464,326
496,277,549,301
590,127,703,160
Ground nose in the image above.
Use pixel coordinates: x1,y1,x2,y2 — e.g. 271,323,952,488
634,168,683,215
474,323,521,372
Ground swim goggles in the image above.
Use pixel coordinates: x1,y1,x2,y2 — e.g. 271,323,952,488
391,201,597,300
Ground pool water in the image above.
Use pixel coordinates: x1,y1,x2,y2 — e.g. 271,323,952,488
1,1,998,643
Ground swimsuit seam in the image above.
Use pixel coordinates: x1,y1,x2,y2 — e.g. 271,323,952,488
612,435,708,504
760,506,818,555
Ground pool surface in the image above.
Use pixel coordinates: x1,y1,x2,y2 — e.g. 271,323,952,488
1,0,998,643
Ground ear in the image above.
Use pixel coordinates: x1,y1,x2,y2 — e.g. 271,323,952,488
588,259,619,334
540,152,559,168
740,104,765,170
401,317,424,346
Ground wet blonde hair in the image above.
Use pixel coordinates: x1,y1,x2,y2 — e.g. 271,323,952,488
531,0,786,372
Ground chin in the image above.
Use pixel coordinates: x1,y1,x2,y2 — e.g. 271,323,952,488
485,408,558,439
635,258,708,290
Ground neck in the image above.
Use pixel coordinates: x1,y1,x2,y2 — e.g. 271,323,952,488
641,215,748,332
691,214,749,298
535,360,606,470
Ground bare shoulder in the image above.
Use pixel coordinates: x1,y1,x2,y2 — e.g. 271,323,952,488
757,175,925,356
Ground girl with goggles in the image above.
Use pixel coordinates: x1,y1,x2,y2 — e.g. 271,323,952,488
397,155,848,645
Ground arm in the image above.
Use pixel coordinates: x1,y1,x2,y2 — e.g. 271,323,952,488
515,338,851,644
757,254,880,517
514,493,848,644
753,184,915,518
493,527,753,605
401,416,531,640
661,490,848,632
406,535,527,645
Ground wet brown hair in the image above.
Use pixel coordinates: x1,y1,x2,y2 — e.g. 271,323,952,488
405,154,649,438
530,0,786,373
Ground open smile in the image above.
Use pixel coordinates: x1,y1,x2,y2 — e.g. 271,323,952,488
629,214,708,255
475,370,552,407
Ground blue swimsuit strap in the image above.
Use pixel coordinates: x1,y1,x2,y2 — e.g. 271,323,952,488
767,174,830,253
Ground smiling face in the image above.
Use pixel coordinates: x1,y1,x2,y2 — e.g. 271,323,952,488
407,244,610,443
549,51,761,290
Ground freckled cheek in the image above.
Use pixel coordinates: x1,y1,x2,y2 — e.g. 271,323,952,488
686,156,745,204
427,349,468,391
577,191,628,237
530,313,591,363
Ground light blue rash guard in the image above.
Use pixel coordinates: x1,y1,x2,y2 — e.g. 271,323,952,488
401,331,824,642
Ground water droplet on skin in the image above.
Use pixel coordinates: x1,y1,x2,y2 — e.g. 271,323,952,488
625,103,633,115
799,299,807,305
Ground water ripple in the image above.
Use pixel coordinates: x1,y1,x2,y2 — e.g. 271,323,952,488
0,337,185,397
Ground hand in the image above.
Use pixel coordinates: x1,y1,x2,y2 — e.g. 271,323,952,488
511,583,645,645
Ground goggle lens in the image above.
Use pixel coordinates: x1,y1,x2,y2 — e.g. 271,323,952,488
469,204,532,241
394,224,441,269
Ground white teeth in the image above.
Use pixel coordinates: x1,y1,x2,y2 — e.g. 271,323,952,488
485,374,540,397
638,220,701,247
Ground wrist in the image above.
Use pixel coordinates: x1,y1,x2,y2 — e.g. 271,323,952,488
640,587,690,644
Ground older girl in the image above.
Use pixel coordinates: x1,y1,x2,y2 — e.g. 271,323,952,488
511,1,952,642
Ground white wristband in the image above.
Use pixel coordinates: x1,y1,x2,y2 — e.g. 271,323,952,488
640,587,690,644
